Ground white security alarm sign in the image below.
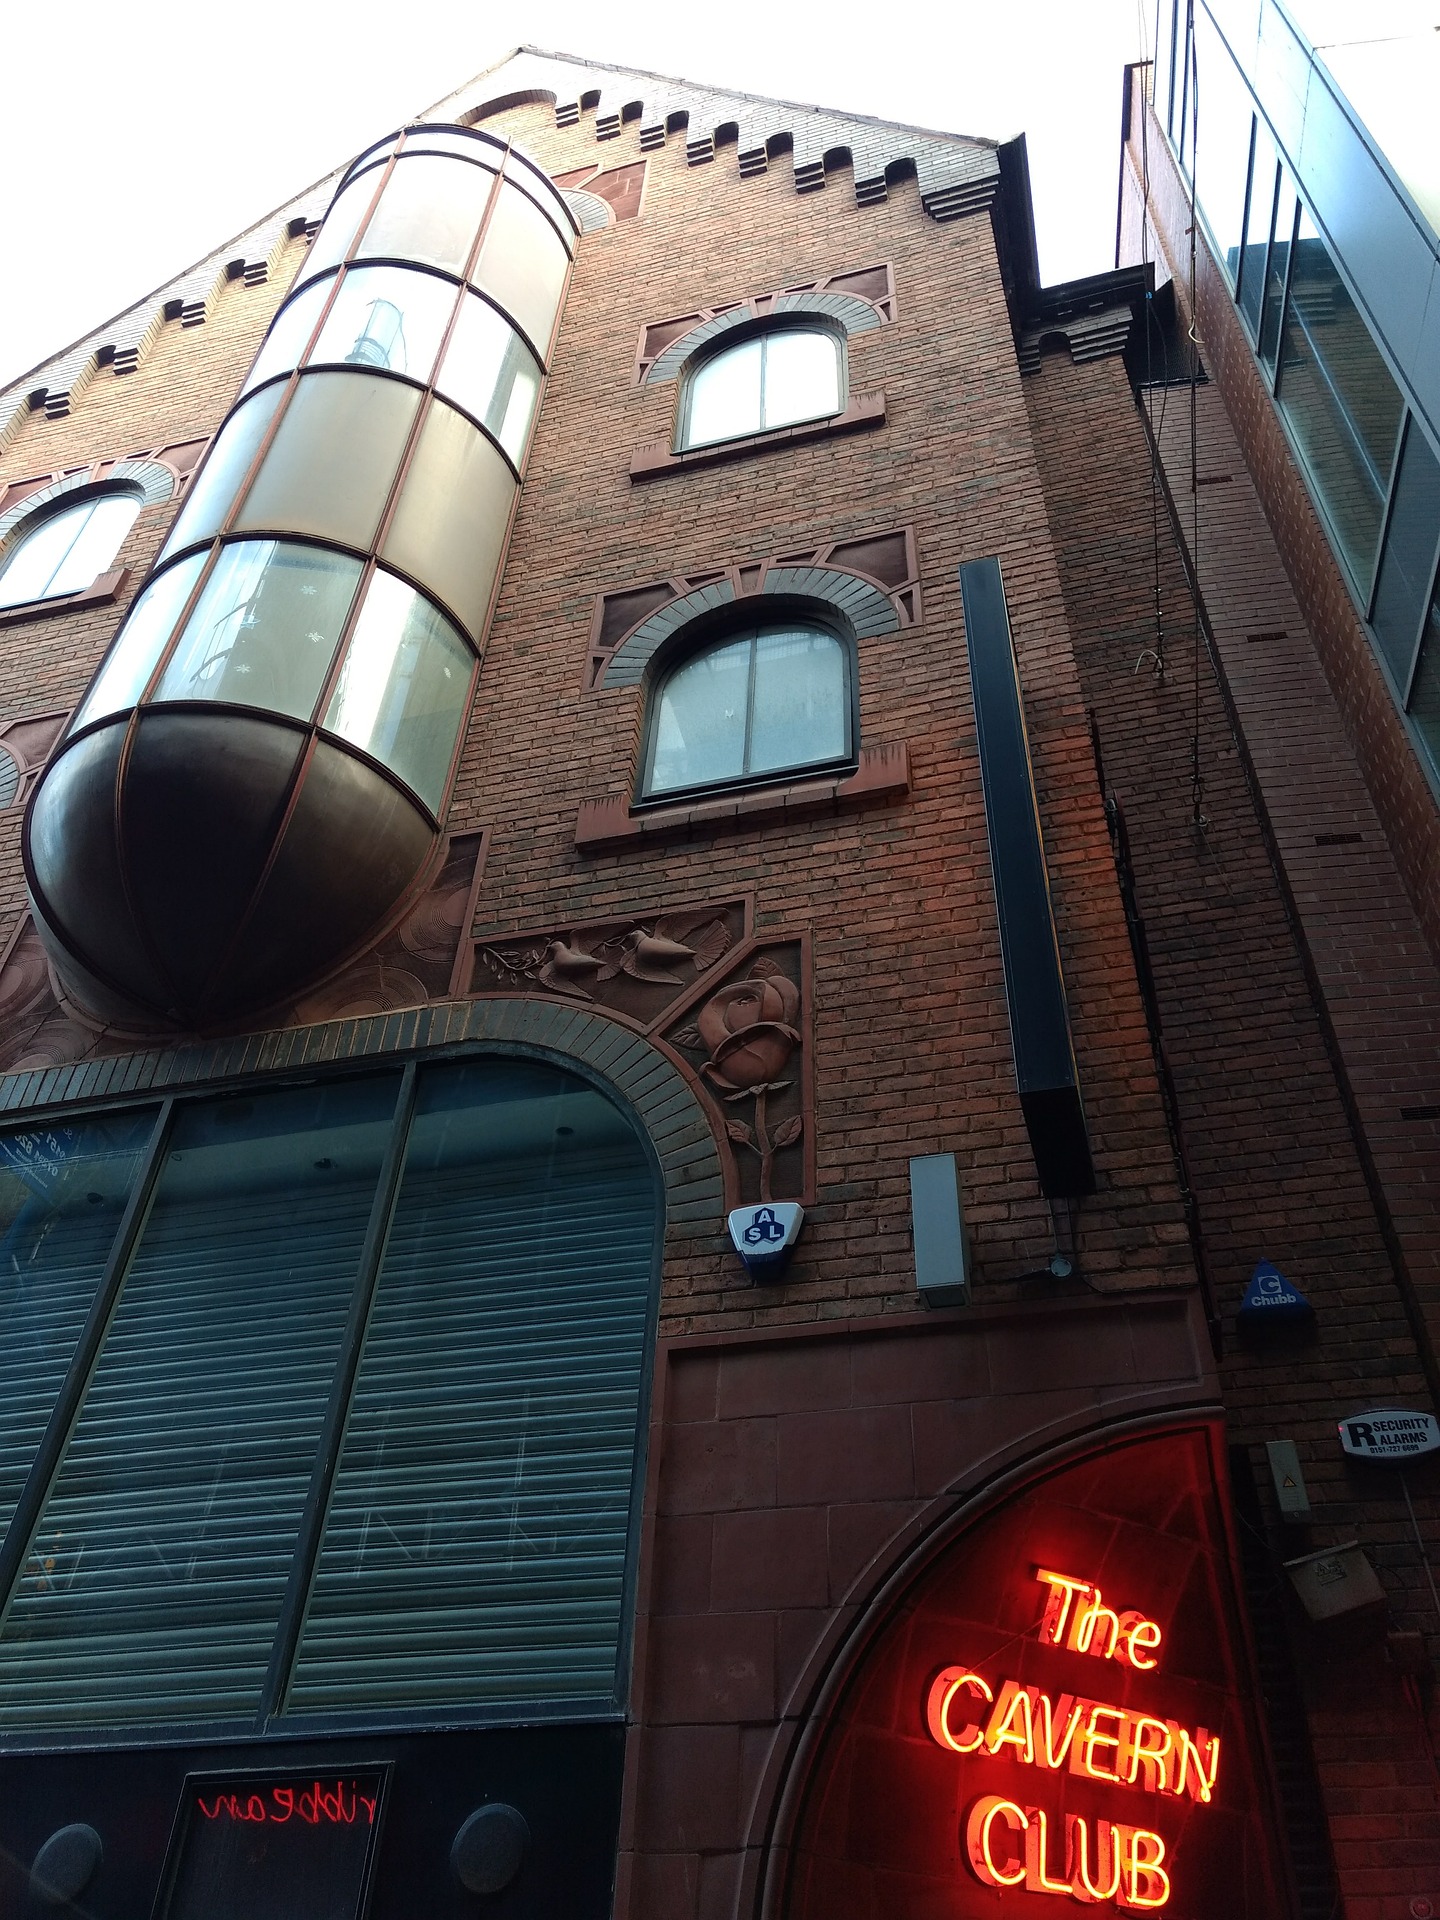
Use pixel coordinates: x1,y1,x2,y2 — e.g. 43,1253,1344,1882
1338,1408,1440,1461
727,1202,804,1282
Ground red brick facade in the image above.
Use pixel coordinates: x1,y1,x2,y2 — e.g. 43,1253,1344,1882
0,50,1435,1920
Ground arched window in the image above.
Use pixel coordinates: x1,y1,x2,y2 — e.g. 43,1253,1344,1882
679,325,842,449
642,617,854,799
0,1055,658,1729
0,487,144,611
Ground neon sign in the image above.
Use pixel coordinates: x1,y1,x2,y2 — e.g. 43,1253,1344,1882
197,1781,379,1827
926,1568,1219,1909
158,1769,386,1920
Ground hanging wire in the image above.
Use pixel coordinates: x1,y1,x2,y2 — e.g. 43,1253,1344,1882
1185,0,1209,830
1135,0,1169,682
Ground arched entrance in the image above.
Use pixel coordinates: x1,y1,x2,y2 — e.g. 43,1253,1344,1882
769,1421,1296,1919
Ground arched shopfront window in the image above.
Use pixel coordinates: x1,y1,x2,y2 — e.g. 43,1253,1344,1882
678,324,843,449
640,617,854,799
0,1055,658,1731
0,487,143,610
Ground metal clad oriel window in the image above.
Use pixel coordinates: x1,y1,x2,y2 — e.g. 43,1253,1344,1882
73,553,207,729
1371,416,1440,694
155,541,365,722
356,154,495,279
286,1060,655,1713
308,265,457,384
160,385,285,560
472,182,570,357
323,569,474,810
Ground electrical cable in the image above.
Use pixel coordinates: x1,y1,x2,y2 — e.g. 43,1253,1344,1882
1185,0,1209,829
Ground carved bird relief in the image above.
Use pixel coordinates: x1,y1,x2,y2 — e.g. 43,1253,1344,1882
536,937,604,998
594,915,732,986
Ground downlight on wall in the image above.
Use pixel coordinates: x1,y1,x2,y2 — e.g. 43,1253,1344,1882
24,124,576,1029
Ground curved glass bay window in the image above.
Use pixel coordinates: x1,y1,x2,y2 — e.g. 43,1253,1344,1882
0,487,143,610
641,618,854,798
680,325,843,449
0,1057,657,1731
25,123,575,1027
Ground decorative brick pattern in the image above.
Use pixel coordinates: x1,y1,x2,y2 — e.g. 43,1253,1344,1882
434,47,1001,219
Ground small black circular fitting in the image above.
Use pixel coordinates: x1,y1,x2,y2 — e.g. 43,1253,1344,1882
30,1824,103,1905
450,1802,530,1895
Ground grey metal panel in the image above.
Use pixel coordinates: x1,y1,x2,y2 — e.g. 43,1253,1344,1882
909,1153,969,1307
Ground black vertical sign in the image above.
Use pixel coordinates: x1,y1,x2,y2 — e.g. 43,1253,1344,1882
959,556,1095,1197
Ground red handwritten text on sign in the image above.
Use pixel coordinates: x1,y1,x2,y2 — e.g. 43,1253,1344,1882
197,1781,378,1827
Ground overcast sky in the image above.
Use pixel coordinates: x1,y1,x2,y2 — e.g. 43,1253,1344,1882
2,0,1149,395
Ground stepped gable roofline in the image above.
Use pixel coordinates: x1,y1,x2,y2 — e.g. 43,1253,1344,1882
0,170,338,440
429,46,1003,219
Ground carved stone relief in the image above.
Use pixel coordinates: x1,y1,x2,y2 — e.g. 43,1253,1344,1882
473,900,810,1206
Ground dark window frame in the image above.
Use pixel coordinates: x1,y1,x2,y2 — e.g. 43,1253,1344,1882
635,601,860,806
674,316,847,454
0,480,146,614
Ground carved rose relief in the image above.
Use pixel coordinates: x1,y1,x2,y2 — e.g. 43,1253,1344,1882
669,952,806,1204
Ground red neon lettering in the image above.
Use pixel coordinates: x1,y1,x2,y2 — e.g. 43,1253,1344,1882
926,1671,1220,1807
967,1802,1172,1909
1072,1592,1121,1659
1024,1807,1071,1895
1033,1569,1164,1670
925,1667,993,1753
965,1795,1028,1887
1120,1611,1162,1670
1119,1715,1174,1793
1067,1813,1122,1903
1077,1703,1126,1783
1123,1827,1171,1908
194,1781,374,1827
1035,1691,1084,1770
1167,1725,1220,1804
1036,1568,1092,1646
984,1680,1037,1764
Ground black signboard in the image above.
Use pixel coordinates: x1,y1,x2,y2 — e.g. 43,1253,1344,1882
156,1769,387,1920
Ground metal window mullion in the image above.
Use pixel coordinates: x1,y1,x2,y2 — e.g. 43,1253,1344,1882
1398,517,1440,708
0,1098,175,1636
1366,407,1414,619
741,628,759,776
1269,192,1301,398
257,1060,418,1727
1233,115,1258,308
35,499,98,601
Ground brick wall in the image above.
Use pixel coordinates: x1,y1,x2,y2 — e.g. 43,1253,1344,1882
1024,335,1440,1920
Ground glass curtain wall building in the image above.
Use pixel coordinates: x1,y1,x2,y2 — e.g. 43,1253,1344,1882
1153,0,1440,789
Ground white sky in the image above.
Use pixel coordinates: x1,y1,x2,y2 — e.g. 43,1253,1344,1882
2,0,1149,395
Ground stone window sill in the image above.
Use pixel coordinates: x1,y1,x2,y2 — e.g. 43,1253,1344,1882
574,741,910,852
629,392,886,480
0,568,130,628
